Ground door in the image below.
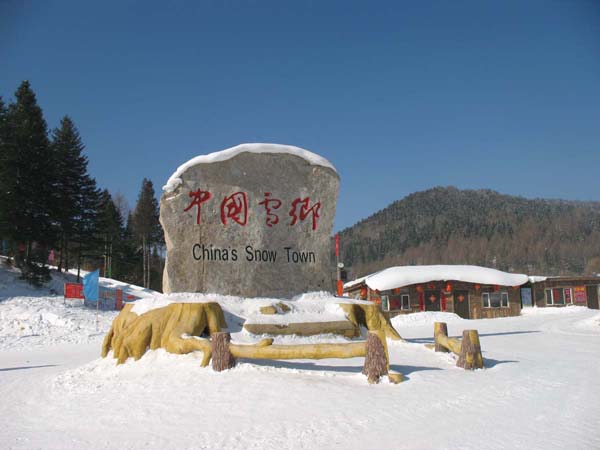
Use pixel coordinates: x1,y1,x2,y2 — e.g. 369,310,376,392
424,290,441,311
586,285,599,310
520,287,532,307
454,290,470,319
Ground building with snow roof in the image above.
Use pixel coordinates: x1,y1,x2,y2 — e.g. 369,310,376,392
343,265,529,319
527,276,600,309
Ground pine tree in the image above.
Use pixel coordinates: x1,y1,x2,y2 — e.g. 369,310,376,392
131,179,162,288
120,212,142,284
2,81,56,275
0,97,11,250
51,115,99,274
95,190,124,278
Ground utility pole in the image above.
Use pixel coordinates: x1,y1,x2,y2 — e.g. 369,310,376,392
335,233,344,296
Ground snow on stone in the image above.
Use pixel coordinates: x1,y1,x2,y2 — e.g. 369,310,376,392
162,142,338,193
347,265,529,291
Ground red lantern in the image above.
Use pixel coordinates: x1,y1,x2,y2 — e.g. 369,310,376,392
393,288,401,294
493,285,500,292
416,285,424,293
445,282,453,293
359,287,367,299
475,284,481,291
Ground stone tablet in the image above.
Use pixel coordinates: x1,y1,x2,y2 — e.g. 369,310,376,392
160,143,340,297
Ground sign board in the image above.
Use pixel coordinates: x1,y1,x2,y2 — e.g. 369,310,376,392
64,283,84,299
160,145,339,298
574,286,587,304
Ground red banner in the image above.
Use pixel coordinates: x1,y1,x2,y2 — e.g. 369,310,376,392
337,280,344,296
64,283,84,299
574,286,587,304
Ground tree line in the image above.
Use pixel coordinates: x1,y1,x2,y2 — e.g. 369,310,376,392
0,81,163,290
339,186,600,279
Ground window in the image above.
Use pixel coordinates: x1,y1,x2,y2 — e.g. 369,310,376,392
553,288,565,305
401,294,410,310
484,291,509,308
545,289,553,305
381,295,389,311
564,288,573,304
490,292,501,308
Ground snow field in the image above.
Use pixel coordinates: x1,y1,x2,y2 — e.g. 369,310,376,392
1,266,600,449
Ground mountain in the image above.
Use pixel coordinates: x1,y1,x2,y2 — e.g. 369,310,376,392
338,187,600,278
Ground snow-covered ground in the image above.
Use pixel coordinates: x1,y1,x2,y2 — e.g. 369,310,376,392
1,265,600,450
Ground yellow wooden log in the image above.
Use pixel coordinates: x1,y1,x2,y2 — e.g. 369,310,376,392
229,341,367,360
434,322,450,353
434,333,462,355
339,303,403,340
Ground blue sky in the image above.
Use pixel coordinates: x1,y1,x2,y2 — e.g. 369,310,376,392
2,1,599,231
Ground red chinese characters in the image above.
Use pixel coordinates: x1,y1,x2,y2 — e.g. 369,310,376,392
184,189,323,231
220,192,248,226
258,192,282,227
289,197,321,231
183,189,212,225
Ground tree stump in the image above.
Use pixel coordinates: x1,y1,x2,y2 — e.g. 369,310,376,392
362,331,388,384
456,330,484,370
434,322,450,353
211,332,236,372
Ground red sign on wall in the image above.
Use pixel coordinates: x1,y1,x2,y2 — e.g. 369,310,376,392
64,283,84,299
574,286,587,304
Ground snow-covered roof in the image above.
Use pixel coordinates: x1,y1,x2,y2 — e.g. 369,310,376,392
528,276,548,283
344,265,529,291
163,143,337,193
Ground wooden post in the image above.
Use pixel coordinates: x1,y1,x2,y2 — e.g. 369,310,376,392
434,322,450,353
456,330,484,370
362,330,388,384
211,332,236,372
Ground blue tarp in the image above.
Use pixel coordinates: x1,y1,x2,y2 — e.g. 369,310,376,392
82,269,99,302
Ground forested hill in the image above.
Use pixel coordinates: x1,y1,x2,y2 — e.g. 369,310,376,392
338,187,600,279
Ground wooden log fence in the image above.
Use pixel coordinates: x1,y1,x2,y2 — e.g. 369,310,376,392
207,330,403,384
433,322,484,370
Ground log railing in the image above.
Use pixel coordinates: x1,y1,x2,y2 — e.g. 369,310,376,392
210,329,404,384
433,322,484,370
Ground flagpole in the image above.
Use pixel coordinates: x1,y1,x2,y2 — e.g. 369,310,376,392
96,289,99,332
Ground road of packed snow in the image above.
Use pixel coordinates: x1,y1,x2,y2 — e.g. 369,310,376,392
1,266,600,449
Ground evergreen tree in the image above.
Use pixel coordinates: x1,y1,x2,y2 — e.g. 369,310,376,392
120,212,143,284
0,97,11,250
1,81,56,276
51,115,99,274
95,190,124,278
131,179,162,288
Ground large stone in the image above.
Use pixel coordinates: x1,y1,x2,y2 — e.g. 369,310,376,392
160,143,340,297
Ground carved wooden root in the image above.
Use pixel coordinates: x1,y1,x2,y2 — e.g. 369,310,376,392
101,302,226,365
433,322,462,355
362,330,389,384
212,332,235,371
339,303,403,340
456,330,484,370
